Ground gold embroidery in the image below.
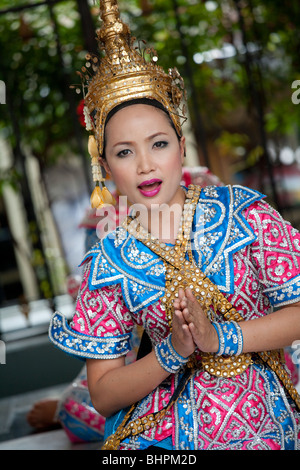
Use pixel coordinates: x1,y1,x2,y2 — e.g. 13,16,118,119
102,184,300,450
126,185,253,377
126,184,300,404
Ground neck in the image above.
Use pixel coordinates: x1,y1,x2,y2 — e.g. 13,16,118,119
138,189,185,244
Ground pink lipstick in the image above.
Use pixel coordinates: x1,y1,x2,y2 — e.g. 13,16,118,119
138,179,162,197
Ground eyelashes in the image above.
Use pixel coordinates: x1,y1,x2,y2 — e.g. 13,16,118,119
154,141,168,149
116,141,169,158
116,149,131,158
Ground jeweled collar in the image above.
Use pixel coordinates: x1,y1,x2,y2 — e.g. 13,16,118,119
80,184,264,311
123,184,201,266
191,184,265,292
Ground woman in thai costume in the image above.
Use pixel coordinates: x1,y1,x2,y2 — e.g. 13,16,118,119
49,0,300,450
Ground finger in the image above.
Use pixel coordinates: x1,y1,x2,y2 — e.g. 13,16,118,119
173,309,186,326
185,288,205,315
178,287,185,300
180,298,187,310
174,291,187,310
188,322,196,336
187,322,199,345
181,322,194,340
181,306,192,324
178,287,186,303
185,287,196,301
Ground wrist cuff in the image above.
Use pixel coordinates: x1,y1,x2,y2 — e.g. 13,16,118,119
155,334,188,373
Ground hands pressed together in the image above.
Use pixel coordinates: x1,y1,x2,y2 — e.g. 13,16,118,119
172,288,219,358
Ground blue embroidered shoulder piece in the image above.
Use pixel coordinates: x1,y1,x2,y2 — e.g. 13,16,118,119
81,185,264,311
191,184,264,293
80,227,166,312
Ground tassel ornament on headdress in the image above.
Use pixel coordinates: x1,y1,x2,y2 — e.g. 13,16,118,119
88,135,116,208
75,0,186,208
84,0,186,155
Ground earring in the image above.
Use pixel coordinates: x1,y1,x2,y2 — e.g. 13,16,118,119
88,135,116,208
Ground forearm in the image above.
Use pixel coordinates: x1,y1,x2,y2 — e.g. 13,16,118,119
240,303,300,354
87,350,170,417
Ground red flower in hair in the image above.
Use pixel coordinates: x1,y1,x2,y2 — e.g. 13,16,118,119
77,99,86,128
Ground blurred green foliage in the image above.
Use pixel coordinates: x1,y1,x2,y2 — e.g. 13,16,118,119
0,0,299,172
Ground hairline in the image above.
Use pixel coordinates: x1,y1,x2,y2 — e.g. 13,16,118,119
101,99,181,159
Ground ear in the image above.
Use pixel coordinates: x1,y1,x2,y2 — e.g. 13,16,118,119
99,157,111,176
180,136,186,164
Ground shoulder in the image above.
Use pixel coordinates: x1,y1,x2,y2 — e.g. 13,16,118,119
191,184,265,293
81,225,128,259
79,225,166,311
199,184,265,209
79,225,133,290
193,184,265,234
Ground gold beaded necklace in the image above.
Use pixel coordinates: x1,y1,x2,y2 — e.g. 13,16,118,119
125,184,300,401
125,184,253,376
102,184,300,449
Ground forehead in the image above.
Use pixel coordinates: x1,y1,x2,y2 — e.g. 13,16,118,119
106,103,172,132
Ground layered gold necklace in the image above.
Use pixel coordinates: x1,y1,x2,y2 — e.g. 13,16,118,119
125,184,252,377
102,184,300,449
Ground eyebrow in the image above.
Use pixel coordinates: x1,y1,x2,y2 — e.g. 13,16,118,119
112,132,169,148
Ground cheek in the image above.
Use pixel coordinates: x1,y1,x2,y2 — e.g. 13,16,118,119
107,163,133,192
109,167,123,185
165,148,183,172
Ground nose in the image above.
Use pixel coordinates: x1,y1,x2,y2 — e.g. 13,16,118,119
136,149,155,175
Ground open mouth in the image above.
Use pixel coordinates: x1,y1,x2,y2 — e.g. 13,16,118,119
138,179,162,196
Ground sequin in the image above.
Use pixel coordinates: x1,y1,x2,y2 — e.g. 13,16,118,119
49,185,300,450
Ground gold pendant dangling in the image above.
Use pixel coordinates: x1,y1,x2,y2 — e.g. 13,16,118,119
90,182,104,209
101,184,116,206
88,135,116,207
88,134,104,209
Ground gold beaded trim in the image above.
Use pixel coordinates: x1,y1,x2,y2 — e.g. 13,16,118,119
102,370,191,450
102,185,300,449
259,350,300,409
125,185,253,377
102,407,160,450
125,184,300,404
201,353,252,377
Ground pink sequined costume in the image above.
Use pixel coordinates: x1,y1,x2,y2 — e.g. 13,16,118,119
50,183,300,449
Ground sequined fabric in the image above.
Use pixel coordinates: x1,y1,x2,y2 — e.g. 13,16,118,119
49,185,300,449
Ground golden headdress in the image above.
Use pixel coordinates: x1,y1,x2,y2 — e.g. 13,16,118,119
77,0,186,208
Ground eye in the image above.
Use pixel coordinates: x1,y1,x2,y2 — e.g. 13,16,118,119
117,148,131,158
153,140,168,149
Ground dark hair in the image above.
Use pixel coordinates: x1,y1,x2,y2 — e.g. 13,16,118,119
102,98,181,159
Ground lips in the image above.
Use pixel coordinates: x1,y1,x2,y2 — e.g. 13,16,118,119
138,179,162,197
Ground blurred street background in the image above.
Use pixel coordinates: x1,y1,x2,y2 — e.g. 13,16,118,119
0,0,299,449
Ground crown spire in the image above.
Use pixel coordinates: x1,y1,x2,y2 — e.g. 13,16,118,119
79,0,186,209
97,0,131,63
82,0,186,157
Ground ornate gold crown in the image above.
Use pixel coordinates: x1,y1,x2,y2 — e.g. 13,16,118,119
75,0,186,209
79,0,186,156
